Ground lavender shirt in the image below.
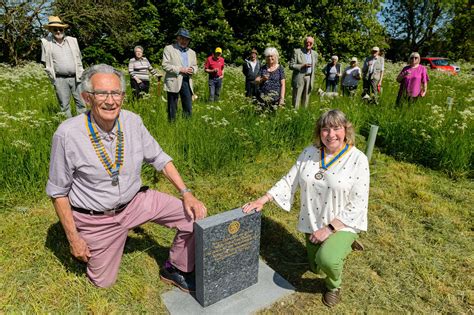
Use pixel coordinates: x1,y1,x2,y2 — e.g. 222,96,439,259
398,65,429,97
46,110,172,211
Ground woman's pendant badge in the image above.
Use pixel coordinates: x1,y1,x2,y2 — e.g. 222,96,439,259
315,170,325,180
112,175,119,186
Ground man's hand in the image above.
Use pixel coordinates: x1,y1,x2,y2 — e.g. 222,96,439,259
182,193,207,220
180,67,194,75
309,227,332,244
69,237,91,262
135,77,142,84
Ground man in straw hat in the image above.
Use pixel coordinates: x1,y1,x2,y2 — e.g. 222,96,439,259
41,16,85,118
162,28,198,121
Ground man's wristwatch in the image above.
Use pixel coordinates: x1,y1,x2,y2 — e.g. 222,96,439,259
180,188,192,196
327,223,336,233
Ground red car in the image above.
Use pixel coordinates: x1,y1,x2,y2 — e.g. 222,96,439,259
420,57,458,75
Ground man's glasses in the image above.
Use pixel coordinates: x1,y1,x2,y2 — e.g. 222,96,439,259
87,91,124,101
52,28,64,33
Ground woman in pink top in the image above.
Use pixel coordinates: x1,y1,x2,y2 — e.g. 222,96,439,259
396,52,429,105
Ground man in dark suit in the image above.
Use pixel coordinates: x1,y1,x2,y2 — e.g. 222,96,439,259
242,48,261,98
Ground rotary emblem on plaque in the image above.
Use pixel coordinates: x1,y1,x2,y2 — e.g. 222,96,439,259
228,221,240,234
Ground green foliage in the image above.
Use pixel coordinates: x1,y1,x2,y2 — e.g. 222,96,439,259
0,0,50,65
432,1,473,61
381,0,470,60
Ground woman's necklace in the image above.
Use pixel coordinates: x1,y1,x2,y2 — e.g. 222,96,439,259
315,144,350,180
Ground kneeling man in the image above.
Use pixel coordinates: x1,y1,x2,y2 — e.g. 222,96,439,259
46,64,206,291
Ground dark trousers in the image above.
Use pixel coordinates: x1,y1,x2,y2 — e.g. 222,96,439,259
167,77,192,121
245,79,259,98
362,77,380,103
130,79,150,99
326,80,338,92
208,77,222,102
342,85,357,97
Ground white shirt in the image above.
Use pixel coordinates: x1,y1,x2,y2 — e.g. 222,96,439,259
342,66,361,87
268,145,370,234
249,60,257,72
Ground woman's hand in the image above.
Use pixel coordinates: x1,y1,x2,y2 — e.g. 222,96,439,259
309,226,332,244
242,194,272,213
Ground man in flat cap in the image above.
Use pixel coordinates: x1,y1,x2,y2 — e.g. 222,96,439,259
361,46,384,104
41,16,85,117
242,48,261,98
162,28,198,121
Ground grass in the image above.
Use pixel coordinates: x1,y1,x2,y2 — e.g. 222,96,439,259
0,61,473,313
1,150,472,313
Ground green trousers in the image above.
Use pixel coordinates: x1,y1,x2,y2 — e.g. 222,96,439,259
306,231,357,290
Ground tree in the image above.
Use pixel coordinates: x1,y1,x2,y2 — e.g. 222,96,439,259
438,1,473,61
0,0,50,65
381,0,455,59
53,0,154,66
308,0,386,61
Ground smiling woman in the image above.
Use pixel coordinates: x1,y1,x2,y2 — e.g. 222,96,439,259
242,109,369,308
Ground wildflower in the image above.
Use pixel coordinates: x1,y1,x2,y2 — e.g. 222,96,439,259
12,139,32,150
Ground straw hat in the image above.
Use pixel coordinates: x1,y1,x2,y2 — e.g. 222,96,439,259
43,16,69,29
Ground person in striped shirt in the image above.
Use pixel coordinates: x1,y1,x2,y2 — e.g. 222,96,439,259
128,46,161,99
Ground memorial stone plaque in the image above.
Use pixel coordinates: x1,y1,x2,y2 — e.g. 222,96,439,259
194,208,261,307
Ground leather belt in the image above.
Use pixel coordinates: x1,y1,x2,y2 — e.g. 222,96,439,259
56,74,76,78
71,186,149,216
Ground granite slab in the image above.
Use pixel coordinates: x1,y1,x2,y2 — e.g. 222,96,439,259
161,259,295,315
194,208,261,307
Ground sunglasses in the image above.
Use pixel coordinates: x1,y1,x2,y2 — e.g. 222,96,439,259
52,28,64,33
410,56,419,60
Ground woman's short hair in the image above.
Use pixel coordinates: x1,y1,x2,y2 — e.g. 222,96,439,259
80,64,126,95
409,52,420,60
134,45,144,52
313,109,355,148
264,47,279,64
331,55,339,61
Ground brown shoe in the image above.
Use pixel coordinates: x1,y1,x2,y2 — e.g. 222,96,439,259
322,288,341,307
351,240,364,251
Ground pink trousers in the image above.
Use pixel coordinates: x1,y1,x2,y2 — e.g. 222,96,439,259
72,189,194,288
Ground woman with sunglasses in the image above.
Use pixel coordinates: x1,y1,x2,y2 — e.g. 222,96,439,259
396,52,429,105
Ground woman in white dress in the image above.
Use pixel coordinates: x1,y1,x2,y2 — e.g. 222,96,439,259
242,109,370,307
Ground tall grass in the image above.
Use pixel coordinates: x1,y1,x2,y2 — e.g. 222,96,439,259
0,61,472,208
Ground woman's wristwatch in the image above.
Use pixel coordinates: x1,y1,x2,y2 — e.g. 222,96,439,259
327,223,336,233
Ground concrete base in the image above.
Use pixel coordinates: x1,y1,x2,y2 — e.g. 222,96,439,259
161,260,295,315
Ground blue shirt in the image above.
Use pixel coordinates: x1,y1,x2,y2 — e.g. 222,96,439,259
179,46,189,67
